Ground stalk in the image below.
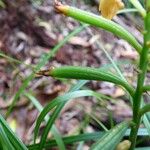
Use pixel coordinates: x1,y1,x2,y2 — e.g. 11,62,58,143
129,12,150,149
129,0,146,17
143,85,150,92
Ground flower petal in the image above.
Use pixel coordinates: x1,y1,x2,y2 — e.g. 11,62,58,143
99,0,124,19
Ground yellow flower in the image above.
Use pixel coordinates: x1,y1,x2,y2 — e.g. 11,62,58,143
99,0,124,19
116,140,131,150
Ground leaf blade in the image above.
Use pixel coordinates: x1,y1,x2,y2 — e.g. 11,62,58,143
0,124,15,150
34,90,107,147
49,66,134,96
0,114,28,150
90,121,129,150
55,4,142,53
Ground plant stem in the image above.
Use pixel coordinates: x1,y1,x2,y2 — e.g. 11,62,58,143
129,0,146,17
139,104,150,117
129,12,150,149
142,85,150,92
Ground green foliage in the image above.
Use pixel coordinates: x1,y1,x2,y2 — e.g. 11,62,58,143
90,121,129,150
0,114,28,150
34,90,104,148
28,132,105,150
52,1,150,150
24,92,66,150
57,5,142,53
0,124,15,150
48,66,134,95
0,0,5,8
0,24,87,150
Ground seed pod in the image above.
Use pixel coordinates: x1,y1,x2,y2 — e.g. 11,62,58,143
99,0,124,19
116,140,131,150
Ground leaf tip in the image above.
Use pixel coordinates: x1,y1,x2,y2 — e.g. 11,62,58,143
54,0,68,15
36,66,55,77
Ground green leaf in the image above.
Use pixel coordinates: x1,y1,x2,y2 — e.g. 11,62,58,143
35,60,125,148
34,90,103,145
24,93,66,150
37,64,134,148
126,128,149,136
90,121,129,150
141,100,150,136
55,4,142,53
0,114,28,150
33,60,126,148
143,114,150,135
135,148,150,150
27,128,150,150
49,66,134,96
118,8,138,14
38,103,67,149
140,104,150,117
143,85,150,92
0,124,15,150
28,132,105,150
0,0,5,8
4,25,87,150
129,0,146,17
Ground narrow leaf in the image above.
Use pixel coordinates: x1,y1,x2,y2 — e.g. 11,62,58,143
28,132,105,150
28,127,148,150
34,90,103,143
0,124,15,150
0,114,28,150
140,104,150,117
135,148,150,150
24,93,66,150
141,100,150,136
48,66,134,96
129,0,146,17
143,85,150,92
55,3,142,53
90,121,129,150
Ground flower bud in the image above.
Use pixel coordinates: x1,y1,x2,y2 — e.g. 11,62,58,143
99,0,124,19
116,140,131,150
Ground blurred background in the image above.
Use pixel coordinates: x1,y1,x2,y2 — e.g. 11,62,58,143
0,0,148,149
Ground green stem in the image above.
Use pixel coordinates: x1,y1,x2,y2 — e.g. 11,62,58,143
129,13,150,150
139,104,150,117
146,0,150,12
143,85,150,92
129,0,146,17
